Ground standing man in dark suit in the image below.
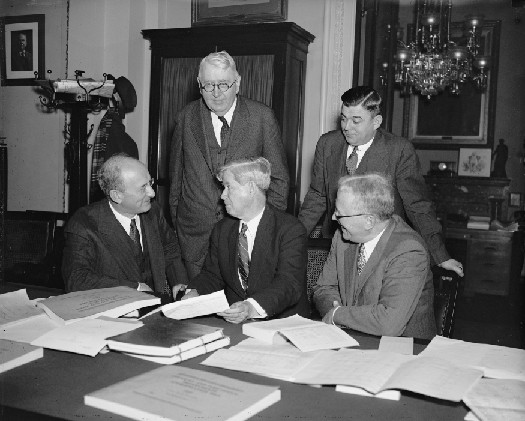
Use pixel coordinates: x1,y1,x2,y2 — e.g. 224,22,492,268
181,157,308,323
63,155,188,295
314,173,436,340
169,51,289,281
299,86,463,277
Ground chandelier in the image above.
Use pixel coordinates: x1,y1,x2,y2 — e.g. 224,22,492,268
394,0,490,98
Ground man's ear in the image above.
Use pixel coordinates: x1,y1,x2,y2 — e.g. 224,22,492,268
235,75,241,94
109,189,122,204
373,114,383,130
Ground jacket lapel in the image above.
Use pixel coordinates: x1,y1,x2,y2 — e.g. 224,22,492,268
227,219,246,297
225,97,252,161
354,218,395,298
247,207,273,293
97,201,141,283
140,210,165,291
189,100,214,175
357,129,389,174
329,132,349,185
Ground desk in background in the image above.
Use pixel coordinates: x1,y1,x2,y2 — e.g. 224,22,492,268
0,311,469,421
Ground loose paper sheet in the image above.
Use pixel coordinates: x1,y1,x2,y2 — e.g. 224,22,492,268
242,314,324,344
0,313,62,343
0,289,46,328
31,317,142,356
379,336,413,355
161,290,229,320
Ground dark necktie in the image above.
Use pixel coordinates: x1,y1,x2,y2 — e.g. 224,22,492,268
238,223,250,290
357,243,366,275
218,116,229,146
129,218,142,258
346,146,359,175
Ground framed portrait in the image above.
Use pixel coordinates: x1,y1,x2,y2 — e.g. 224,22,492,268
509,192,522,208
191,0,287,26
0,14,45,86
457,148,492,177
403,20,501,150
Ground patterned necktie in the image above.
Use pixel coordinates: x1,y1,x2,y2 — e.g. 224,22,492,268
357,243,366,275
238,223,250,290
346,146,359,175
218,116,229,146
129,218,142,257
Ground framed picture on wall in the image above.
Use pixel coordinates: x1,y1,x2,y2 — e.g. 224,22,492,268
191,0,287,26
0,14,45,86
458,148,492,177
509,192,522,208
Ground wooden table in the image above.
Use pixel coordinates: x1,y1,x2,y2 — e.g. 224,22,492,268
0,285,469,420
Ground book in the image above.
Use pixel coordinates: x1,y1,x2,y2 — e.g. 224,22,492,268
467,216,490,230
161,290,229,320
243,314,359,351
0,289,47,329
35,287,160,324
85,366,281,421
0,339,44,374
124,336,231,364
106,315,224,357
335,385,401,401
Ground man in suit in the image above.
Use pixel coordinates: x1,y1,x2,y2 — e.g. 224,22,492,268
63,155,188,295
11,32,33,71
298,86,463,277
314,173,436,339
181,157,308,324
169,51,289,281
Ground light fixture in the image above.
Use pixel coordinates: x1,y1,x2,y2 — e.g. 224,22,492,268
394,0,490,98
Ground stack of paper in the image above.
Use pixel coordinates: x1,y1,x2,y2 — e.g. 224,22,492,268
242,314,359,351
36,287,161,324
85,366,281,421
161,290,229,320
106,315,229,364
467,216,490,230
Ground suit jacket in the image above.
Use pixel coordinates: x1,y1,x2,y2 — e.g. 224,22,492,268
298,128,449,265
62,200,188,293
188,205,309,319
169,96,289,266
313,215,436,340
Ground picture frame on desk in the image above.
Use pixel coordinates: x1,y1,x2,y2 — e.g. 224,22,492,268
509,192,522,208
0,14,45,86
457,148,492,178
191,0,287,26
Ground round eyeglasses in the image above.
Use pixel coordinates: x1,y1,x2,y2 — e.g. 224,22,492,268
334,213,368,221
199,81,237,93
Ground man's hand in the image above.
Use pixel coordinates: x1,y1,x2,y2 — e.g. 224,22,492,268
180,289,200,300
322,300,341,325
217,301,257,324
171,284,187,300
438,259,464,277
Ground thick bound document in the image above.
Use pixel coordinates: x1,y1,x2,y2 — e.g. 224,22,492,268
85,366,281,421
0,339,44,374
125,336,231,364
0,289,46,328
36,287,160,324
106,316,224,357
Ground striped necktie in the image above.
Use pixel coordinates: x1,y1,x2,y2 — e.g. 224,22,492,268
346,146,359,175
357,243,366,275
238,223,250,290
129,218,142,258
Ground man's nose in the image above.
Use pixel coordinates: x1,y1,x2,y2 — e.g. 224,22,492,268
146,185,155,198
212,85,221,97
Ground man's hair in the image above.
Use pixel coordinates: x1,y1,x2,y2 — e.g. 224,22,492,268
98,154,133,196
217,157,271,192
338,173,394,221
198,50,239,80
340,86,382,117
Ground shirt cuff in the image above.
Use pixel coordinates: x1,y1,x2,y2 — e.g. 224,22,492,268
246,298,267,319
331,305,341,325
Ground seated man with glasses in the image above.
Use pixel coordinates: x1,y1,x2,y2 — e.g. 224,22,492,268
169,50,289,285
313,173,436,340
63,154,188,296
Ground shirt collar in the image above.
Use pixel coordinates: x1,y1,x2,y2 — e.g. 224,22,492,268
239,206,265,234
211,97,237,126
361,224,386,261
108,200,138,232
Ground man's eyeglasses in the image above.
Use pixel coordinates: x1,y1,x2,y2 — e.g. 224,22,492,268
139,178,155,193
199,81,237,93
334,213,368,221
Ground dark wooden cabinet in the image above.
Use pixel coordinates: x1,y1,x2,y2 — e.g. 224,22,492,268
446,228,524,297
142,23,315,218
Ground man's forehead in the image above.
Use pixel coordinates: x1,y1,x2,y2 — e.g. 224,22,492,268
341,104,368,116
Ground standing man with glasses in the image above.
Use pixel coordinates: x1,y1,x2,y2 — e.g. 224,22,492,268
313,173,436,339
298,86,463,277
63,155,188,296
169,51,289,288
